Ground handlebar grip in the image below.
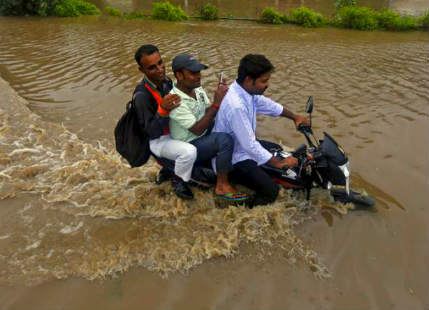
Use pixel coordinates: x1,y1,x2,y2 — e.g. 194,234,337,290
298,124,312,134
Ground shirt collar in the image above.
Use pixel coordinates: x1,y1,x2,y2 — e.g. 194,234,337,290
143,76,159,89
143,76,174,96
172,84,196,100
232,80,253,102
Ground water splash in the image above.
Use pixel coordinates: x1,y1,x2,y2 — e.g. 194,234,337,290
0,79,336,285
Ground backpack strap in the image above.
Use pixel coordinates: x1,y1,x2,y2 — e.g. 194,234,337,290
142,82,170,135
127,89,145,111
144,83,169,117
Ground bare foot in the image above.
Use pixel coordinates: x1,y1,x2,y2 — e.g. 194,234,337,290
215,184,242,196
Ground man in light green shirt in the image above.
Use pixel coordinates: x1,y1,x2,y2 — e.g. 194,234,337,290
169,85,211,142
168,53,248,202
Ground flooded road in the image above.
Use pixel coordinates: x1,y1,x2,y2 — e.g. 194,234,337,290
0,16,428,309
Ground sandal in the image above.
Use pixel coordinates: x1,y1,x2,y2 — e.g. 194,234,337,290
215,191,248,201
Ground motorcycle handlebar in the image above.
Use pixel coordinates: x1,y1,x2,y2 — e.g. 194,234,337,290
298,124,313,134
281,165,289,171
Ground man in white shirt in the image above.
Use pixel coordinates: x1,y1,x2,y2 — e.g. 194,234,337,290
213,54,309,206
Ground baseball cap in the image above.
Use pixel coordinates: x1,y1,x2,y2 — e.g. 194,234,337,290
172,53,208,72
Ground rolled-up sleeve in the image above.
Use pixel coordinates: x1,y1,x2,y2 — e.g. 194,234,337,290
229,106,272,165
255,95,283,116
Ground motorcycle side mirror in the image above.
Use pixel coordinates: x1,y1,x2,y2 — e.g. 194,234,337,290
306,96,314,114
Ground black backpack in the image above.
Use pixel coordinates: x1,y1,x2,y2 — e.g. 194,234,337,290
114,92,151,167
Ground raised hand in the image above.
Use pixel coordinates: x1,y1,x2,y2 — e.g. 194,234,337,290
161,93,181,111
213,83,229,107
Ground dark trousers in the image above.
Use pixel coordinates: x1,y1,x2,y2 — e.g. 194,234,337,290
231,140,282,206
190,132,234,174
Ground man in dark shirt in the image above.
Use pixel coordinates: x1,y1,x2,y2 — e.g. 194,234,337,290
133,44,197,199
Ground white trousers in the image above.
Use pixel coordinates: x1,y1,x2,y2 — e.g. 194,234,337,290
149,135,197,182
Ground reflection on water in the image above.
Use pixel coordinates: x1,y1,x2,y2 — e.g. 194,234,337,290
0,16,428,298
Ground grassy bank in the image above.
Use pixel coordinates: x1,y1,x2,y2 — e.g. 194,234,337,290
1,0,427,32
0,0,100,17
108,1,428,32
259,4,428,31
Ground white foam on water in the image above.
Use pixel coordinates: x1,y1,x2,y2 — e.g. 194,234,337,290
60,222,84,234
25,241,41,251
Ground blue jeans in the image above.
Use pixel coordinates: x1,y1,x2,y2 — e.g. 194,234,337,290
190,132,233,174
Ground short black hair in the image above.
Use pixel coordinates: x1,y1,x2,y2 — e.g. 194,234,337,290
237,54,274,84
173,68,183,79
134,44,159,67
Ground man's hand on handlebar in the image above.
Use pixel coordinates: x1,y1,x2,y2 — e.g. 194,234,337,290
294,115,310,130
269,156,298,170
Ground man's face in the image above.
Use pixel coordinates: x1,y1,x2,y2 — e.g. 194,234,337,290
246,72,271,95
139,52,166,85
177,69,201,89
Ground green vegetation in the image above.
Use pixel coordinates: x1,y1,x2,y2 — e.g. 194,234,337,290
103,7,145,19
0,0,100,16
124,11,144,19
0,0,53,16
104,6,122,17
1,0,426,32
54,0,100,17
376,9,403,29
289,6,326,27
260,6,325,27
257,5,423,31
335,0,357,11
260,7,284,24
200,3,218,20
332,1,418,31
334,6,378,30
334,6,417,31
152,1,187,21
376,9,416,31
417,11,428,29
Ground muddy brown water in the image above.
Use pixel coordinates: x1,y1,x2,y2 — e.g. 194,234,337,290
0,16,428,310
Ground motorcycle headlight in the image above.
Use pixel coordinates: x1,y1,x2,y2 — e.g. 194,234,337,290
338,161,350,195
338,161,350,178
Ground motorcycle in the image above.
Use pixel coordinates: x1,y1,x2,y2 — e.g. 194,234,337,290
155,96,374,208
260,96,375,207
